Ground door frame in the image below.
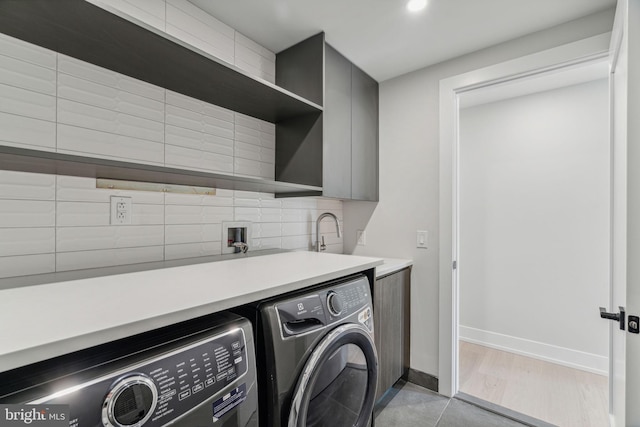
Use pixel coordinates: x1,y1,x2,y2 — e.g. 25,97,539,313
437,33,612,398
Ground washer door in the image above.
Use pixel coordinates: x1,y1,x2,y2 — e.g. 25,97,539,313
288,323,378,427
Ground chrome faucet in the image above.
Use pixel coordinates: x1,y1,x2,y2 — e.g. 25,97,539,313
316,212,341,252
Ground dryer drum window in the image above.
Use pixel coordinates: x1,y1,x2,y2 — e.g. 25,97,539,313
288,323,378,427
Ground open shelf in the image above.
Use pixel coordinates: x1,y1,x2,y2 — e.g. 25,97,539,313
0,0,322,123
0,146,323,197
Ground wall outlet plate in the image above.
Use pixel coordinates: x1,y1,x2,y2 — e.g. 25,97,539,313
356,230,366,246
110,196,132,225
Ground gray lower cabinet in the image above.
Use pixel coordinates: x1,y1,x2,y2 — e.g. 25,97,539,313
373,267,411,402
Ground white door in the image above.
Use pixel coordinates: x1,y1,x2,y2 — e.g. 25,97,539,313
610,0,640,425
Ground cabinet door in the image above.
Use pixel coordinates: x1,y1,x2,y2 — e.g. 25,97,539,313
323,44,352,199
374,268,410,401
351,66,379,201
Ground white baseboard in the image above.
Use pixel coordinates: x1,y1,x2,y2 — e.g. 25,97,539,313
459,326,608,376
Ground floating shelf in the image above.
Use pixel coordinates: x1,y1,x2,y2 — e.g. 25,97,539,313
0,0,322,123
0,146,323,197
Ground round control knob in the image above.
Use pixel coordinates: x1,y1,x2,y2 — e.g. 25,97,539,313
103,374,158,427
327,291,344,317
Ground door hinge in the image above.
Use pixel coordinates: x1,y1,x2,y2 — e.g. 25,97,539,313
452,260,457,270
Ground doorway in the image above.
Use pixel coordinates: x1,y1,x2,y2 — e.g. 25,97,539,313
456,62,610,426
437,33,614,426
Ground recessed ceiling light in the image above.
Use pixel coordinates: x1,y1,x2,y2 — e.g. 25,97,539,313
407,0,427,12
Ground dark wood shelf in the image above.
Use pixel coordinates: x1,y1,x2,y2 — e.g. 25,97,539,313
0,0,322,123
0,146,323,196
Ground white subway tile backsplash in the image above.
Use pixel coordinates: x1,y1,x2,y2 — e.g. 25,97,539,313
56,202,164,226
260,196,282,209
132,204,165,225
0,171,55,200
282,198,318,209
165,91,234,122
165,223,222,245
0,254,55,279
282,235,312,251
56,225,164,252
260,207,282,223
317,198,344,211
58,73,165,122
56,202,110,227
282,222,311,237
56,246,164,271
164,190,233,206
257,223,282,238
253,237,281,250
0,228,55,257
235,113,275,135
58,55,165,101
57,124,165,165
165,144,234,174
234,157,274,180
165,125,233,156
0,83,56,121
0,19,345,279
0,111,56,151
164,242,221,260
234,32,277,82
0,200,55,227
58,99,164,143
281,208,312,224
166,0,234,64
165,205,233,225
234,140,261,162
0,34,57,70
91,0,166,32
56,176,165,204
233,197,260,209
0,54,56,95
166,104,234,139
234,207,260,223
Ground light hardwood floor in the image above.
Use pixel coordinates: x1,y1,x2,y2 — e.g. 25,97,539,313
458,341,608,427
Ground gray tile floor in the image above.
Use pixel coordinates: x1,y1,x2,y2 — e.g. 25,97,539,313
374,380,529,427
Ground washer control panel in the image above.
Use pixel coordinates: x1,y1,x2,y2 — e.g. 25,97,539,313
321,276,371,323
32,328,248,427
276,275,372,338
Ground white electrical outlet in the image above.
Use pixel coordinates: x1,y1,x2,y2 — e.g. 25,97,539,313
417,230,428,248
356,230,366,246
110,196,132,225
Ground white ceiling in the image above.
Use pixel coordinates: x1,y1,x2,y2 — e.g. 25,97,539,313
190,0,615,82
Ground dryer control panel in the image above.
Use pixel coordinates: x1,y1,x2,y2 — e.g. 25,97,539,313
276,275,372,338
30,327,249,427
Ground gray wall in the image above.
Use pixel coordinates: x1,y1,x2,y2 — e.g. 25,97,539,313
343,7,615,378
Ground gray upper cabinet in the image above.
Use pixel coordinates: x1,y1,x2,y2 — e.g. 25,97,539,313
323,44,379,201
351,63,379,201
323,45,353,199
276,35,379,200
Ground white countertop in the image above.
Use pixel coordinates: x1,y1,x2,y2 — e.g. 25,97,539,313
0,251,382,373
375,258,413,278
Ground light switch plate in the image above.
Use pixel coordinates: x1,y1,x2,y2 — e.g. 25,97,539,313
417,230,428,248
356,230,366,246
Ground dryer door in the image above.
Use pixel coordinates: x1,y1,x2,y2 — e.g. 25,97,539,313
288,323,378,427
